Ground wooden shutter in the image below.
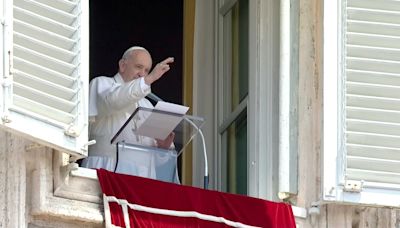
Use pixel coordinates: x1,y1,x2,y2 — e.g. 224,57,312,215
1,0,89,157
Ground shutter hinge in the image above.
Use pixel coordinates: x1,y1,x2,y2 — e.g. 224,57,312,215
2,78,12,87
64,125,80,137
1,79,11,123
64,122,88,137
1,114,11,123
2,76,13,124
343,180,363,193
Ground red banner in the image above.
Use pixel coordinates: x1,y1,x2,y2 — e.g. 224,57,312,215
97,169,296,228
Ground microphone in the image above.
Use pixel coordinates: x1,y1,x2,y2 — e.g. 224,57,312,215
147,92,209,189
147,92,163,103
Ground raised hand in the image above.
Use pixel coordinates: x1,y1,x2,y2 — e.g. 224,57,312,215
144,57,174,85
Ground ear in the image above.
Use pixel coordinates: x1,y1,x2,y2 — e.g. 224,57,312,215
118,59,125,72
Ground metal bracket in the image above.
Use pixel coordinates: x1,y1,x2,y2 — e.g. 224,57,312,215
80,140,96,152
1,113,11,123
343,180,363,193
324,186,336,198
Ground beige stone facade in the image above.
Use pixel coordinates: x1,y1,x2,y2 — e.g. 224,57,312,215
1,0,400,227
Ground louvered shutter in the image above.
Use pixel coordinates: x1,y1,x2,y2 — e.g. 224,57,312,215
0,0,89,157
324,0,400,207
345,0,400,187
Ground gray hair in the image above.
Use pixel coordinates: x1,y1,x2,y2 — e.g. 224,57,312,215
121,46,148,60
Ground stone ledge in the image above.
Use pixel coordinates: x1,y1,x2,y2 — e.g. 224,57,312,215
32,165,104,225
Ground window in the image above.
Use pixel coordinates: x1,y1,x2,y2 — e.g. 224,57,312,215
214,0,281,199
0,0,89,157
217,0,249,195
323,0,400,207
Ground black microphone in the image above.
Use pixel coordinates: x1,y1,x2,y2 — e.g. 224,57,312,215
147,92,164,102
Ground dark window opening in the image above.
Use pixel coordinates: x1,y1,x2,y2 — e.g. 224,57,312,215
89,0,183,104
87,0,184,179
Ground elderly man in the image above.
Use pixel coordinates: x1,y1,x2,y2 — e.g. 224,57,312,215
81,46,175,178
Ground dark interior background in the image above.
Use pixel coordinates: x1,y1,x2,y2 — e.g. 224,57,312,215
89,0,183,104
88,1,185,178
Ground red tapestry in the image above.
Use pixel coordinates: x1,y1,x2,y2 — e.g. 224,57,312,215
97,169,296,228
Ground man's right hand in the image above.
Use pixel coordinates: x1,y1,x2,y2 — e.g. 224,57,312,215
144,57,174,85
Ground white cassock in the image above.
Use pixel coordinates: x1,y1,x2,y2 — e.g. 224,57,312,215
81,73,178,183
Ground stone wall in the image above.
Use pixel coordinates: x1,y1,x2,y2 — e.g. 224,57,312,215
0,129,103,228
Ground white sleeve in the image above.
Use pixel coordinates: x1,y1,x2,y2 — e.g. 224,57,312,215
139,77,150,91
88,79,100,117
94,77,151,116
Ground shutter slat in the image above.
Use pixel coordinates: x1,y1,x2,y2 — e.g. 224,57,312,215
14,19,75,50
13,83,76,113
348,144,400,161
347,95,400,112
347,107,400,124
348,20,400,38
348,0,400,12
347,132,400,148
14,32,75,63
14,57,75,88
347,33,400,49
34,0,77,13
14,45,76,75
346,168,400,185
14,0,76,25
13,96,75,124
347,82,400,99
347,57,400,75
347,45,400,62
347,69,400,86
14,71,76,100
14,6,75,38
348,8,400,24
348,156,400,173
347,119,400,136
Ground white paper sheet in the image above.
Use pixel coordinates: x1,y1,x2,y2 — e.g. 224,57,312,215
136,102,189,140
154,101,189,114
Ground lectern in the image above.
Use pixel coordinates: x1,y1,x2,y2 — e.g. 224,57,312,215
110,106,204,184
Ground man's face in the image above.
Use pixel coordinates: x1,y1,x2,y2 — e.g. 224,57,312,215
119,50,152,82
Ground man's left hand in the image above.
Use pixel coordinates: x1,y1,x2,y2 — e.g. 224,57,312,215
156,132,175,149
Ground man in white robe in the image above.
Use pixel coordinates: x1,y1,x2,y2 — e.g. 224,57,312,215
81,46,176,180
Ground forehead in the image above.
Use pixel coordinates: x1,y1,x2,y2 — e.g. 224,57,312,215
129,50,152,65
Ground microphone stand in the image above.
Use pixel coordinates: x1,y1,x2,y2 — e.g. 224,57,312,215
184,117,209,189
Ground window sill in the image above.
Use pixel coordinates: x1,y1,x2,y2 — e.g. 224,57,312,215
31,164,103,225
